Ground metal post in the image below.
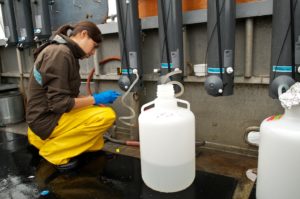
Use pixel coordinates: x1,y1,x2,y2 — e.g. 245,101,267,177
244,18,254,78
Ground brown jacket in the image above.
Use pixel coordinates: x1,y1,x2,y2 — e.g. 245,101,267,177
26,35,86,140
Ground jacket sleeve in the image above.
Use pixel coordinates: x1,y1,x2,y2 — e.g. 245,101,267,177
39,49,75,113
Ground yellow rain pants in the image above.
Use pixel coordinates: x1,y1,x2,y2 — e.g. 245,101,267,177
27,106,116,165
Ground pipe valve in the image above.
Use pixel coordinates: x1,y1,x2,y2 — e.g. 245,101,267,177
270,75,295,98
226,67,234,74
297,66,300,74
133,69,138,74
154,69,161,73
204,75,223,96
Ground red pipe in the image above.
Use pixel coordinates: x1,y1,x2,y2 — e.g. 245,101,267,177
86,56,121,95
126,140,140,147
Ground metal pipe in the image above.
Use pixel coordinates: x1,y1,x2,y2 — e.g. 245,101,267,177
129,92,139,140
86,57,121,95
244,126,260,147
244,18,254,78
182,26,189,76
16,48,27,102
93,49,100,75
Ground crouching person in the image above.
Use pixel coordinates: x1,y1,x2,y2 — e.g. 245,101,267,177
26,21,121,170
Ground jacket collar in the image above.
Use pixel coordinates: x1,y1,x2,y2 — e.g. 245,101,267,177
53,34,86,59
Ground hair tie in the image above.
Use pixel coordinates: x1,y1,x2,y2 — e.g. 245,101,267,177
67,29,73,36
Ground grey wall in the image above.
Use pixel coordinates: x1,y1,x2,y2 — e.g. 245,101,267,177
0,15,281,153
95,16,280,151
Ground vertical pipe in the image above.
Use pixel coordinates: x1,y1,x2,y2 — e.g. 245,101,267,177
129,92,139,140
222,0,235,96
205,0,235,96
293,0,300,81
94,49,100,76
31,0,52,41
269,0,297,98
13,0,34,48
182,26,189,76
16,48,27,102
244,18,254,78
157,0,183,76
1,0,18,46
116,0,142,91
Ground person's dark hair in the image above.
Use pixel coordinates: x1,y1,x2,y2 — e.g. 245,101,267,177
34,21,102,60
55,21,102,43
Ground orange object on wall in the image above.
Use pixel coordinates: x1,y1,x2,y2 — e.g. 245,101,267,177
182,0,207,11
139,0,157,18
139,0,258,18
237,0,257,3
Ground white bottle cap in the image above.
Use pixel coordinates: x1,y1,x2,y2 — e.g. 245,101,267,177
157,84,175,98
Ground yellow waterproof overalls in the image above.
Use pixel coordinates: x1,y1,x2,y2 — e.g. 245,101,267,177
28,106,115,165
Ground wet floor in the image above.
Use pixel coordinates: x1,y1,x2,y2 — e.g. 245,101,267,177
0,132,238,199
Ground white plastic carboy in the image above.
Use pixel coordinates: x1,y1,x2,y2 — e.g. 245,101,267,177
256,105,300,199
138,84,195,193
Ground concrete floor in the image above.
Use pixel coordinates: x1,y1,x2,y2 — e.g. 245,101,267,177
0,122,257,199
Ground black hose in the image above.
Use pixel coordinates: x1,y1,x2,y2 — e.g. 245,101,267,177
216,0,223,80
160,0,172,72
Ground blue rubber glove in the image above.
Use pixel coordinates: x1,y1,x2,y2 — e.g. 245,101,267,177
93,90,121,105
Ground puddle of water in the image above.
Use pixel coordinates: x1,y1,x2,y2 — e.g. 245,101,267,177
0,132,237,199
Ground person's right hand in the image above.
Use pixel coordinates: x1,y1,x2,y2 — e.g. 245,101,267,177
93,90,121,105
